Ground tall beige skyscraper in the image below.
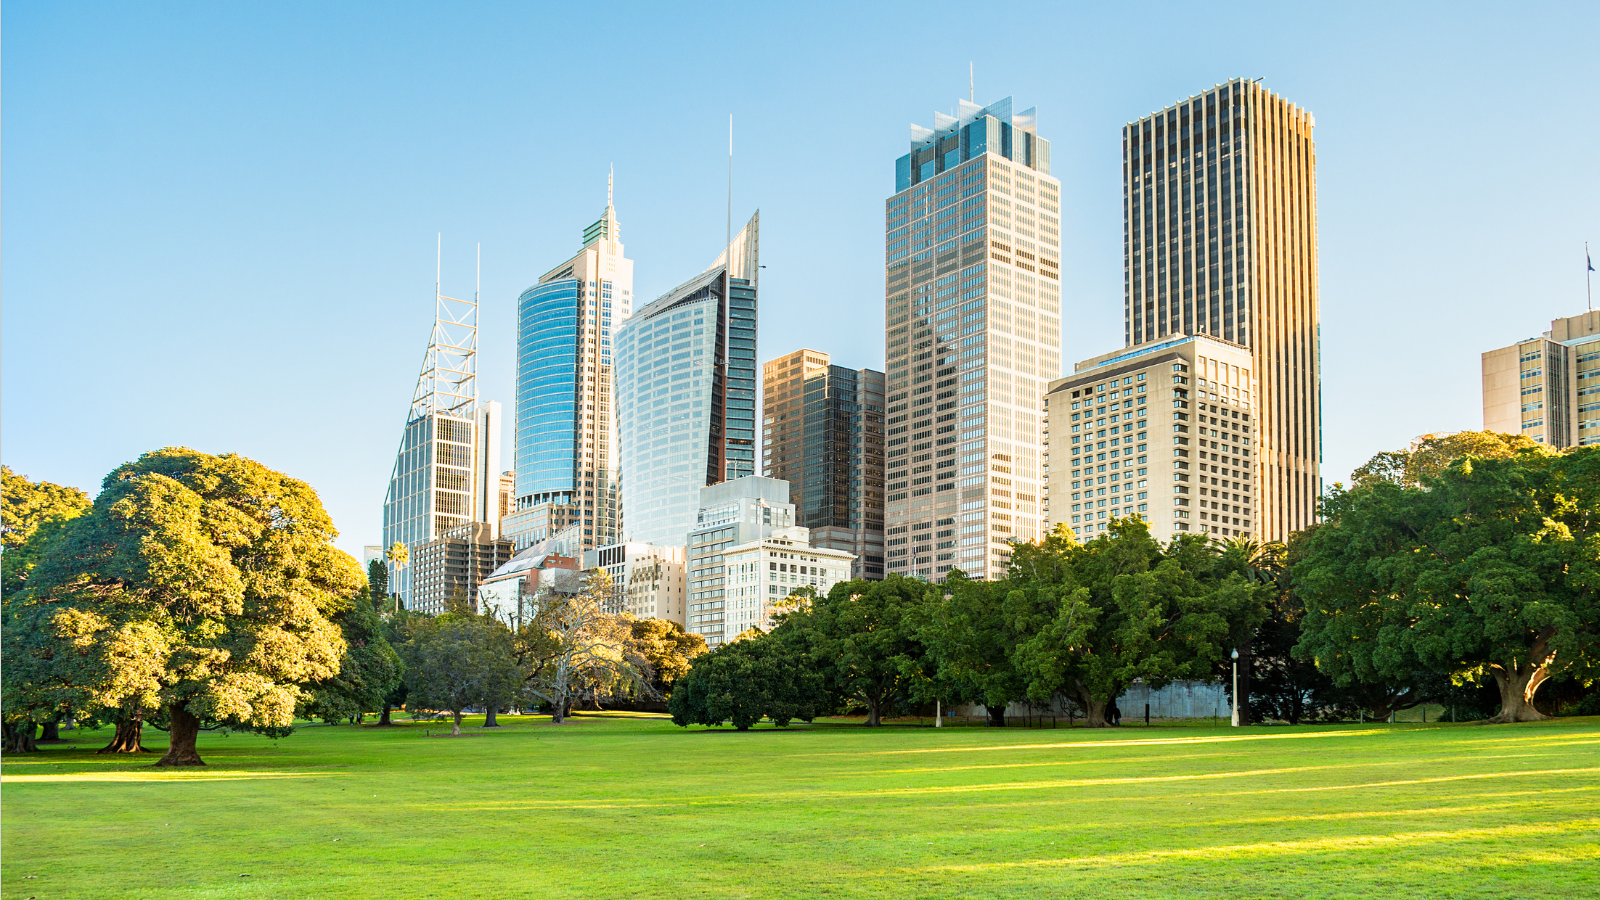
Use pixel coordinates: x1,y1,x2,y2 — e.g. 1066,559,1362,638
1483,310,1600,447
883,97,1061,581
1122,78,1321,541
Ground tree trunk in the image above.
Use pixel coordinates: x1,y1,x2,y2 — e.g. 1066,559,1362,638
99,714,151,754
985,705,1007,727
1078,690,1109,728
1487,663,1551,723
1237,641,1254,726
865,695,881,727
3,721,39,753
378,703,393,726
484,706,500,728
38,719,64,743
451,710,463,736
155,703,206,766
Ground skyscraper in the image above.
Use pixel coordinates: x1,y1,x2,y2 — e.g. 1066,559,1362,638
763,349,886,579
382,258,503,608
614,212,759,548
883,97,1062,581
1483,310,1600,447
1122,78,1320,540
501,182,633,553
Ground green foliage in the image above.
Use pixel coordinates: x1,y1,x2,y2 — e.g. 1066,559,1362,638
301,590,402,723
668,635,824,729
1,465,92,550
1010,520,1272,726
779,575,932,726
630,617,707,696
366,558,389,600
1293,446,1600,723
911,571,1028,723
398,614,522,734
1349,430,1554,489
1,467,92,598
3,448,360,763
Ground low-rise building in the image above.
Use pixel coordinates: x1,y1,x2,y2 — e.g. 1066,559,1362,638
1043,335,1257,544
477,549,583,630
585,542,687,625
721,534,855,636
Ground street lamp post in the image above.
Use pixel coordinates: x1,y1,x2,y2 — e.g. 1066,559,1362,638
1230,648,1241,727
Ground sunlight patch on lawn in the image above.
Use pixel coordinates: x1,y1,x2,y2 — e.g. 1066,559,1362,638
913,819,1600,874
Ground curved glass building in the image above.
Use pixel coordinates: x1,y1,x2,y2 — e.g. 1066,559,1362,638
501,196,632,552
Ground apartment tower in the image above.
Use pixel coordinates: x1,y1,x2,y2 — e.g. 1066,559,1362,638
883,97,1062,581
501,181,634,553
615,213,760,547
1122,78,1320,541
763,349,886,579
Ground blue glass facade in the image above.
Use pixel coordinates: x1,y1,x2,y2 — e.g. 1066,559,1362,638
515,280,580,500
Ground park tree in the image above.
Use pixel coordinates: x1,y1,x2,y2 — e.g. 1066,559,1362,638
1,467,92,601
629,617,707,698
6,449,358,764
301,587,402,724
399,614,522,734
523,572,642,722
1011,520,1270,727
668,634,825,730
783,576,930,726
913,572,1028,726
1293,445,1599,723
1351,430,1552,489
367,558,390,606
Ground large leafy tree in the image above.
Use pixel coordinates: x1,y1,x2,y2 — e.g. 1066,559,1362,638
913,572,1027,726
1011,520,1270,727
1293,445,1599,723
668,635,824,730
629,618,706,698
1,467,92,599
398,614,522,735
301,588,402,724
522,572,641,722
9,448,358,765
784,576,930,726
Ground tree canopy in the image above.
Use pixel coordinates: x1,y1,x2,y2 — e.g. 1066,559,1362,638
668,636,824,730
399,613,522,734
781,576,931,726
1010,520,1270,726
1294,444,1599,722
5,448,360,764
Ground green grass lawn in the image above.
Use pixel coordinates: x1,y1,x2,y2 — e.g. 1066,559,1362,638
3,714,1597,899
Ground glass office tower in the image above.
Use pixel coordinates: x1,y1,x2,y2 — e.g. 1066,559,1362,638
1122,79,1320,540
883,97,1062,581
501,192,633,552
615,212,759,548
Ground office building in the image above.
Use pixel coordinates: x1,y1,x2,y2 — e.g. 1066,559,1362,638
410,522,516,615
721,534,855,638
502,180,633,553
1042,336,1257,542
586,542,687,625
763,349,885,579
615,213,759,547
1483,310,1600,448
685,476,807,648
381,263,503,608
883,96,1062,581
1121,78,1320,541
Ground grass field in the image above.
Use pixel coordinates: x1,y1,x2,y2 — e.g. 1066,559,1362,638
3,714,1597,899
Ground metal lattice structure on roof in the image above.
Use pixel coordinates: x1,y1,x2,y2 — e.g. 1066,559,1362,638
410,237,479,419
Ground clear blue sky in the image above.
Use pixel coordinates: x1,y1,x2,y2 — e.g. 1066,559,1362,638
5,2,1597,560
